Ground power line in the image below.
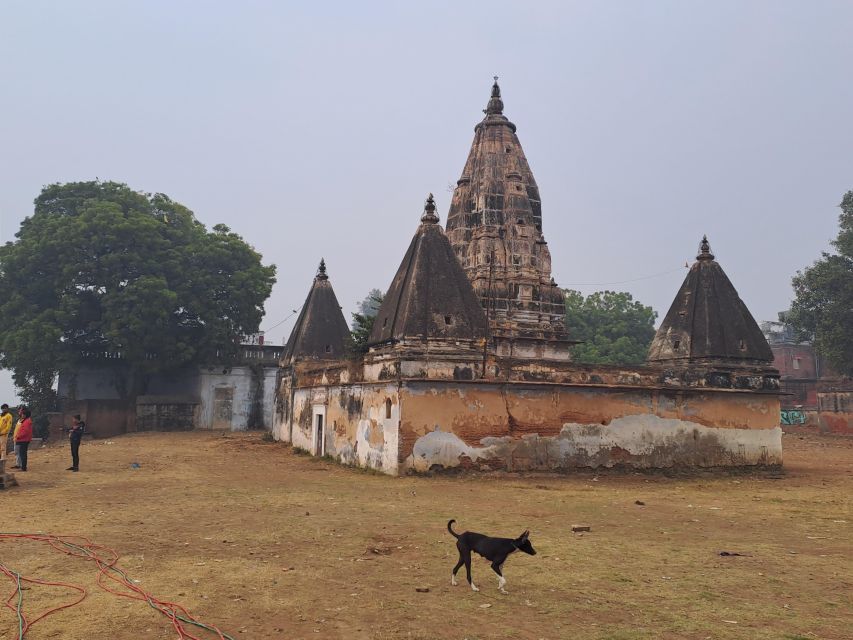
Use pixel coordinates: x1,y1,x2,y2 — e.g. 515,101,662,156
560,265,687,287
261,304,303,333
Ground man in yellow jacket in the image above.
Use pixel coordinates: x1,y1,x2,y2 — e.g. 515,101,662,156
0,404,13,461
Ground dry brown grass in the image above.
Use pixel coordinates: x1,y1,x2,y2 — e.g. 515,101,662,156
1,430,851,640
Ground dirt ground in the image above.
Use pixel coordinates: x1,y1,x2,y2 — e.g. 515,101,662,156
1,430,851,640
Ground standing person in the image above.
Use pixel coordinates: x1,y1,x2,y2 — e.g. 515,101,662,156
14,407,33,472
0,404,12,461
11,406,24,469
67,414,85,472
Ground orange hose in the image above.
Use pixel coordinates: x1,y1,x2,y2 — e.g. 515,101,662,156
0,533,232,640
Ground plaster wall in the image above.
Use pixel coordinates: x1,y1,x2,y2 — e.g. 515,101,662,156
261,368,278,429
281,383,401,474
816,391,853,435
197,366,277,431
399,382,781,473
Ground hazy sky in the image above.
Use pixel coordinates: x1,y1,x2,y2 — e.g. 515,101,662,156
2,1,852,402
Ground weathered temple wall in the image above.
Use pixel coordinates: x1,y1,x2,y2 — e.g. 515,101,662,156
274,357,782,475
398,381,781,473
273,380,401,475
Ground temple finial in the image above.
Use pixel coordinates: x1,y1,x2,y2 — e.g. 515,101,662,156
317,258,328,279
484,76,504,115
421,193,439,224
697,235,715,261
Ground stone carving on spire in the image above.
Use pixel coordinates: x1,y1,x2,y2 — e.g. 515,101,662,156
317,258,328,280
421,193,439,224
484,76,504,115
697,235,715,261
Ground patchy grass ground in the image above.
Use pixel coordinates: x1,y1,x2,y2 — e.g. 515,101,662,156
1,430,851,640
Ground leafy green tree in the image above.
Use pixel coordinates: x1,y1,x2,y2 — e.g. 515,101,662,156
0,181,276,399
789,191,853,376
18,371,58,440
349,289,384,354
564,290,657,365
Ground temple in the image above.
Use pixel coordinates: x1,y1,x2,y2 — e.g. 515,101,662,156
282,259,350,364
445,78,571,359
273,81,782,475
648,236,775,366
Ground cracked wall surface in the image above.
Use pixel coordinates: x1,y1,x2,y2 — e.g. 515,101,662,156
399,382,780,473
273,382,400,475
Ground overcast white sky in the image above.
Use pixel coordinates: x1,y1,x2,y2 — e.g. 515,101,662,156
2,1,852,403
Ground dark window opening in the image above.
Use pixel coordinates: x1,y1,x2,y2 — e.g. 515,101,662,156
505,146,511,153
739,339,746,351
325,344,331,353
385,398,392,419
673,340,681,350
516,185,522,191
444,315,452,325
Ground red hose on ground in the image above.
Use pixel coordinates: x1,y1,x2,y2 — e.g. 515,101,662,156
0,533,234,640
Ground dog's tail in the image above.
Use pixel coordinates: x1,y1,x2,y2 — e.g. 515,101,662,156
447,519,460,538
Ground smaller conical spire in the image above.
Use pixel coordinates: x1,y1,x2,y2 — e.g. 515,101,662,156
421,193,439,224
484,76,504,115
317,258,328,280
697,235,715,261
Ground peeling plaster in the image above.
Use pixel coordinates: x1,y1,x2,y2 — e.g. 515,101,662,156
404,414,782,473
275,383,401,475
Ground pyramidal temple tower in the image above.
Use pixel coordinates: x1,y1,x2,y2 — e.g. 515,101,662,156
445,78,572,359
648,236,774,367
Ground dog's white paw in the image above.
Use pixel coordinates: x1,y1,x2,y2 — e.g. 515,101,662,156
499,588,509,595
451,575,458,586
470,583,480,592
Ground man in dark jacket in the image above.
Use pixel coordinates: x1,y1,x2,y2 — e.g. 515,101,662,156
67,414,85,472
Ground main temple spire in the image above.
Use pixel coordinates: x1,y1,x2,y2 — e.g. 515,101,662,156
484,76,504,115
445,78,571,357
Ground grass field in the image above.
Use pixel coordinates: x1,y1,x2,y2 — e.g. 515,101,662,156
1,430,851,640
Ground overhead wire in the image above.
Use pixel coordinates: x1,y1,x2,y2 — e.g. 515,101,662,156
261,304,302,334
559,265,688,287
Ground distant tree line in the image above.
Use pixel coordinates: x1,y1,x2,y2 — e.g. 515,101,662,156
563,290,658,365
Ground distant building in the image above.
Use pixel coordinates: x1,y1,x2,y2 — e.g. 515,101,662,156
760,320,852,434
760,320,824,410
57,340,282,437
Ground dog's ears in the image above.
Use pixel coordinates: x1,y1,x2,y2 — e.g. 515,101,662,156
520,529,530,541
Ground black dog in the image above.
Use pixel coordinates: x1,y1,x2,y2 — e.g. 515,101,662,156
447,519,536,594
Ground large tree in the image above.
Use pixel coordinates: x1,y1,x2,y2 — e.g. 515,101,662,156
564,290,657,365
789,191,853,376
0,181,276,399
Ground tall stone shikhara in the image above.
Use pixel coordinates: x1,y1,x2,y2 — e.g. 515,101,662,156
445,78,571,358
